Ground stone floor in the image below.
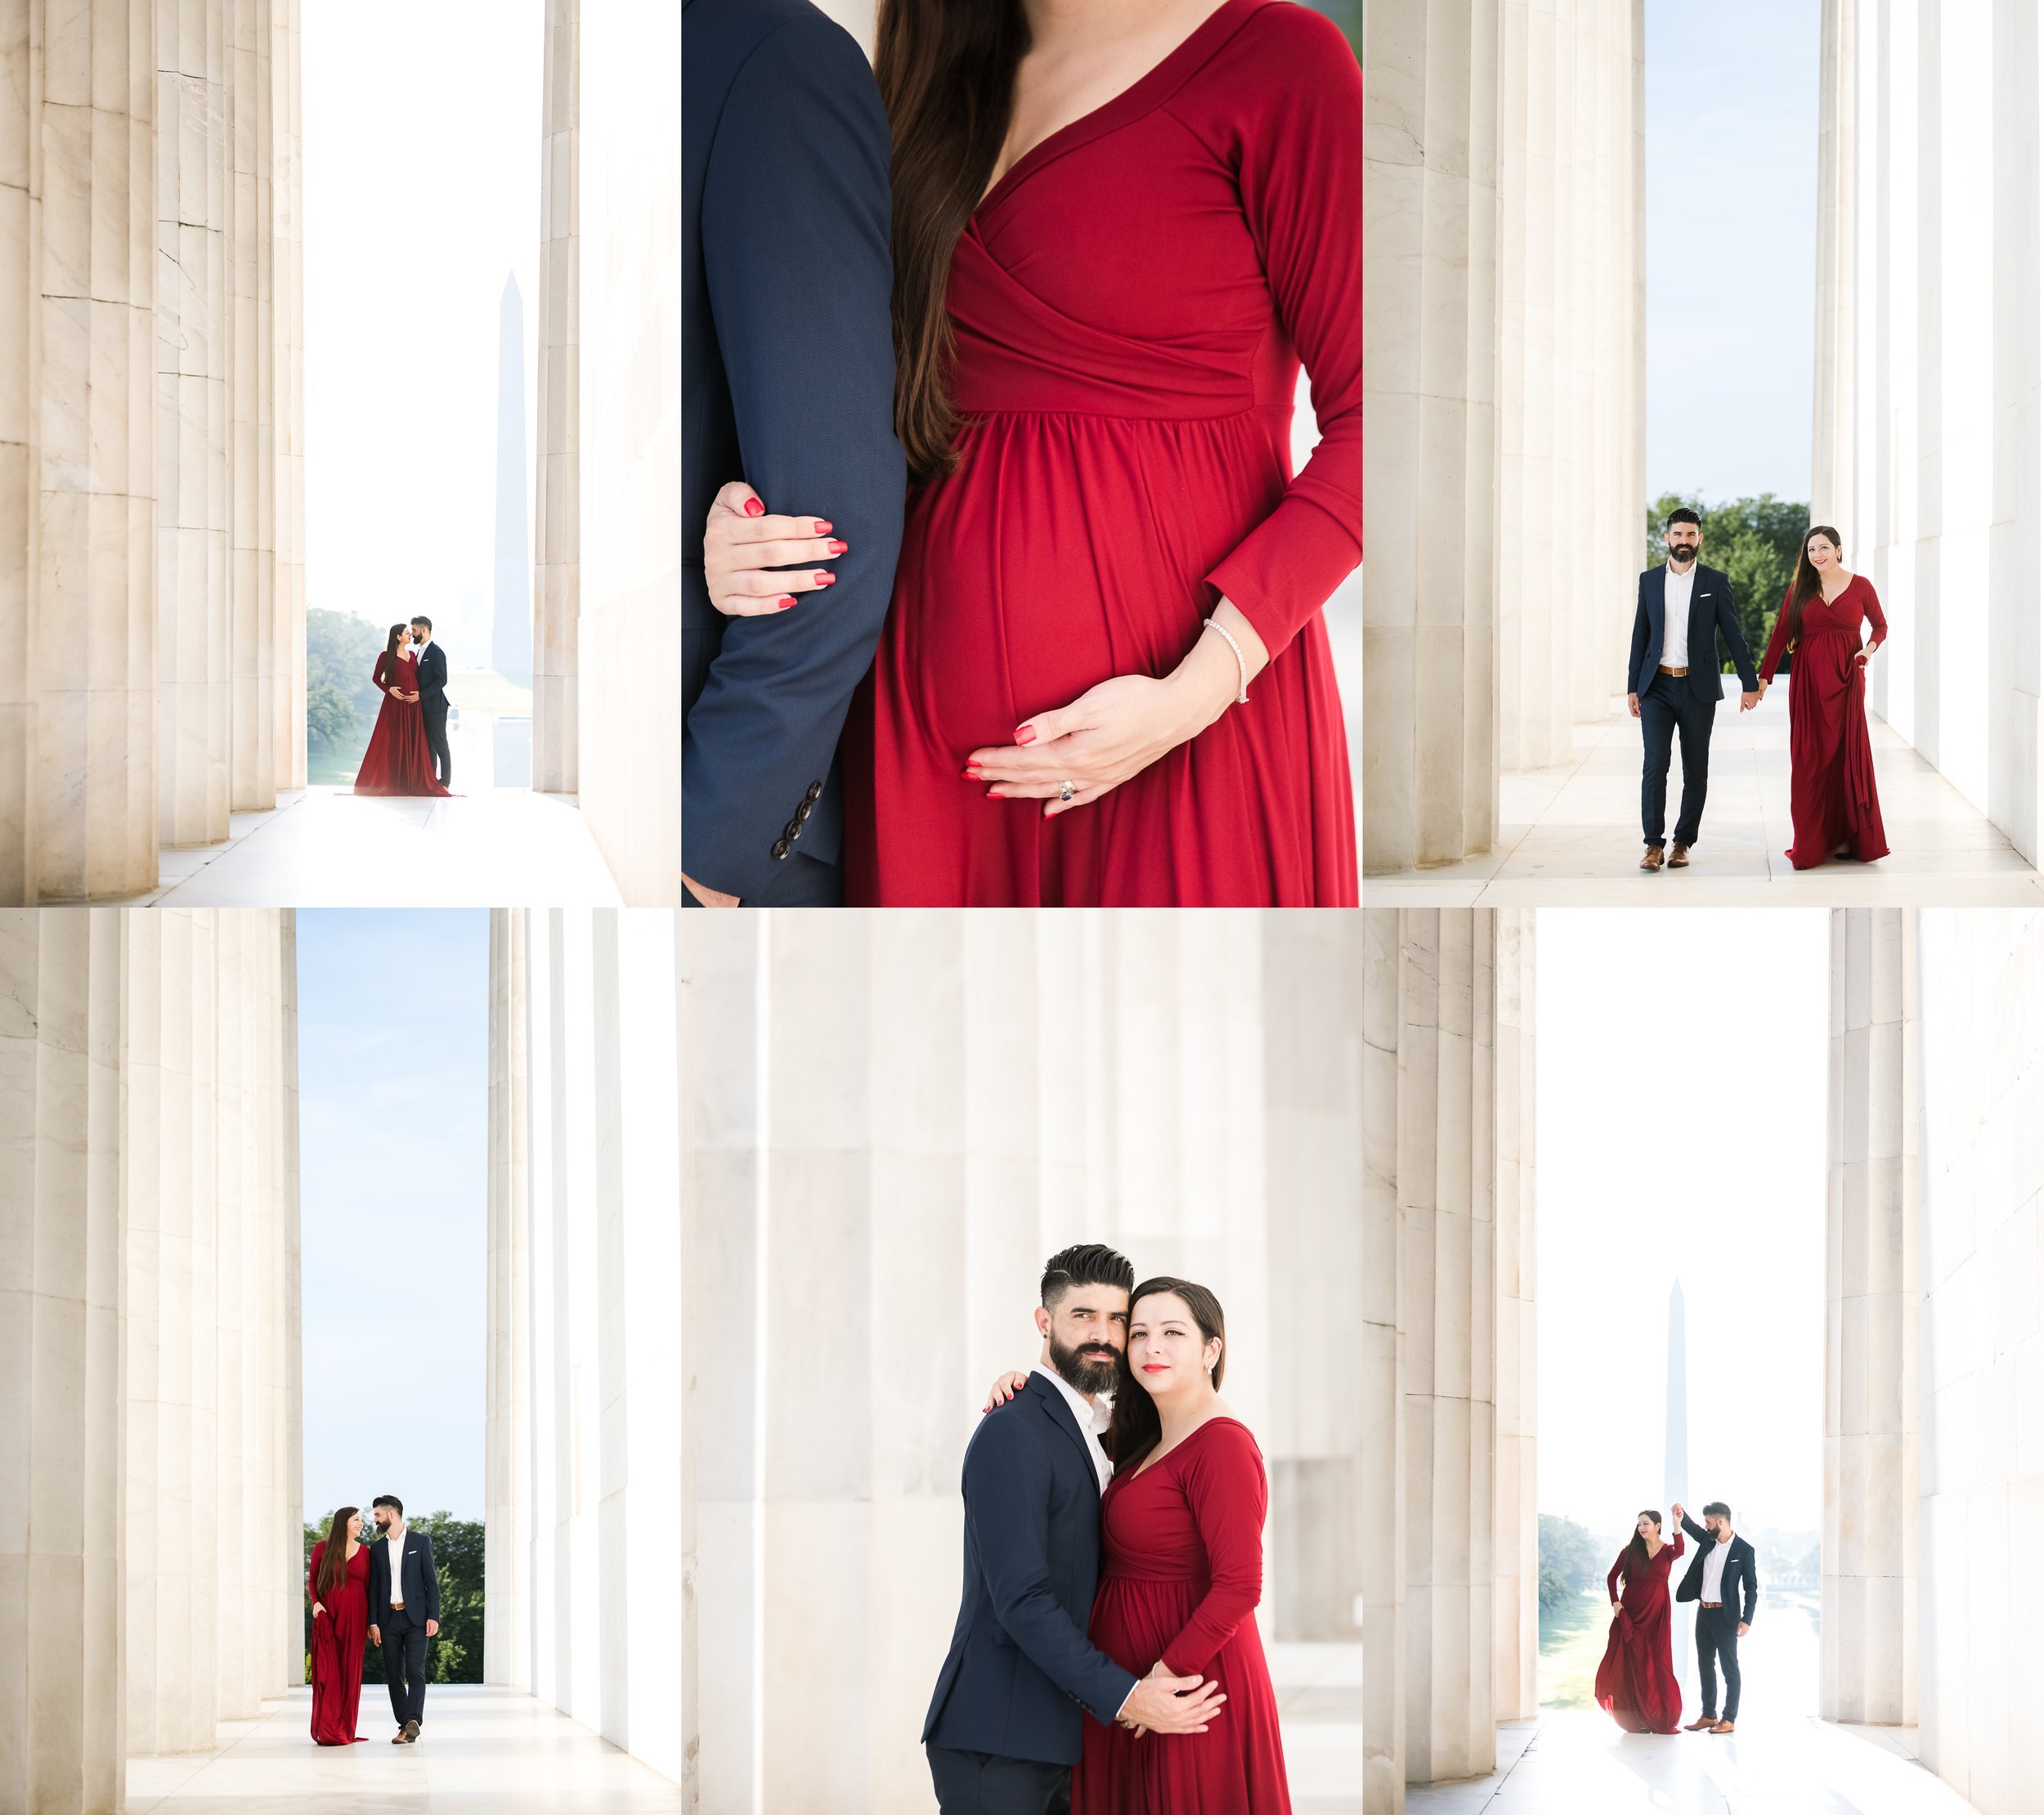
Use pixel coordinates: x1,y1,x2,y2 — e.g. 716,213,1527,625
123,1684,680,1814
1363,686,2043,904
1408,1709,1977,1814
96,787,624,907
1273,1640,1363,1814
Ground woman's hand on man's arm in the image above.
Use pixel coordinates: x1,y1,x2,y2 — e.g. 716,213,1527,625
703,481,847,617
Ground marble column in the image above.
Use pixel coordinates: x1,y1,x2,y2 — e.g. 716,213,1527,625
485,907,532,1691
1491,909,1536,1722
0,5,35,904
155,0,233,850
0,912,127,1815
270,0,303,792
577,0,679,903
34,2,159,901
1364,2,1500,872
515,908,685,1784
1365,908,1531,1807
532,0,579,796
1496,0,1643,768
1822,908,1918,1727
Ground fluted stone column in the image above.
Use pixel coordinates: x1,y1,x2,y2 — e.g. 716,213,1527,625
485,908,532,1691
577,0,679,903
0,10,36,904
532,0,579,795
35,5,159,901
123,910,224,1754
1365,908,1534,1808
270,0,303,791
1364,2,1499,872
155,0,232,849
1496,0,1643,767
0,912,127,1815
1491,909,1535,1722
1822,908,1918,1726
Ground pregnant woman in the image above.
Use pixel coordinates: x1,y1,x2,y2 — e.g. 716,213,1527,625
353,623,453,798
1594,1509,1685,1735
840,0,1357,904
1755,526,1889,867
307,1505,372,1746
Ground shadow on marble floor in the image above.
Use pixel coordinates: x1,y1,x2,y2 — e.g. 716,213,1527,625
1364,688,2044,906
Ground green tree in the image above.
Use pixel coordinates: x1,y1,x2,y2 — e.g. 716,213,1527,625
305,607,390,778
1645,491,1810,674
1540,1511,1615,1598
303,1512,485,1688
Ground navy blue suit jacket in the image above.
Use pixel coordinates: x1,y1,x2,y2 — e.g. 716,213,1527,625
1676,1515,1759,1625
683,0,906,902
414,641,449,719
369,1530,441,1629
923,1374,1140,1765
1626,562,1759,704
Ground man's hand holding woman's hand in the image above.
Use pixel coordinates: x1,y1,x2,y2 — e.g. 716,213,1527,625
703,481,846,617
966,602,1270,816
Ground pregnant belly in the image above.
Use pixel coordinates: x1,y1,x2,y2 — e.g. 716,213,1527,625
883,410,1287,744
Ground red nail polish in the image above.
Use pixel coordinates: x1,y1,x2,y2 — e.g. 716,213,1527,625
815,572,835,585
814,520,831,534
778,596,796,609
962,767,982,779
988,789,1006,799
827,540,848,555
745,499,765,518
1015,726,1037,746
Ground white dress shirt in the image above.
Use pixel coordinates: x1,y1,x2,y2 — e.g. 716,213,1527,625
1032,1363,1114,1495
1662,562,1697,669
1701,1530,1731,1603
386,1525,406,1607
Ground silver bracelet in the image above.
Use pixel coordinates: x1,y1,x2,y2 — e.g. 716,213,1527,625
1203,617,1249,704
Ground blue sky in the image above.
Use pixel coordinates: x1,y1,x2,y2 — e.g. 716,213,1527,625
1646,0,1819,504
298,911,490,1527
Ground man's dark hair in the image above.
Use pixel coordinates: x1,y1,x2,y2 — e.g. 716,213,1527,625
373,1494,404,1516
1702,1499,1731,1521
410,615,433,632
1039,1243,1134,1309
1665,507,1702,531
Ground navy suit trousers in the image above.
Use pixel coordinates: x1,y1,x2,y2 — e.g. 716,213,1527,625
1638,671,1716,847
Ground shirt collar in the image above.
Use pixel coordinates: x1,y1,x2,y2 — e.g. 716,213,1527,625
1031,1362,1110,1438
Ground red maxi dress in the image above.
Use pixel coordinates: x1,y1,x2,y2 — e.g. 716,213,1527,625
1759,573,1889,867
1594,1531,1685,1734
842,0,1359,905
1074,1418,1290,1814
307,1539,372,1745
352,651,452,796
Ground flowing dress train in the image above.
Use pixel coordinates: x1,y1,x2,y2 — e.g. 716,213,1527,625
1594,1531,1685,1735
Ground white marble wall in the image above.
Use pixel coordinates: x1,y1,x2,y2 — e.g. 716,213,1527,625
675,912,1355,1813
0,908,300,1810
1363,908,1535,1810
1822,909,1919,1729
488,908,685,1785
0,0,303,900
532,0,579,797
1915,908,2044,1813
1365,2,1643,872
576,0,679,904
1813,2,2044,862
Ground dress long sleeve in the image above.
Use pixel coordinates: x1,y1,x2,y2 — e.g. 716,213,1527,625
1607,1552,1625,1607
1862,581,1887,647
308,1540,325,1607
1159,1422,1270,1677
1759,589,1795,684
1198,5,1360,657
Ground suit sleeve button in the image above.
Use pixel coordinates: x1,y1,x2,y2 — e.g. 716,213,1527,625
771,838,790,859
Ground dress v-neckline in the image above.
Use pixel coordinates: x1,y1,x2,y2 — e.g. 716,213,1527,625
975,0,1256,220
1124,1412,1239,1483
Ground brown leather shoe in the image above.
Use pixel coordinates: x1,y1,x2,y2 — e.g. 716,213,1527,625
1669,843,1690,867
401,1719,420,1744
1683,1715,1715,1731
1640,845,1665,871
1709,1719,1736,1734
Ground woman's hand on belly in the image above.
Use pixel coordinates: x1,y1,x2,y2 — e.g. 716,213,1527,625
703,480,848,616
966,599,1271,815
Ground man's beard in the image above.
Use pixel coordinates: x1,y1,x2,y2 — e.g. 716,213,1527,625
1670,545,1697,564
1048,1331,1119,1396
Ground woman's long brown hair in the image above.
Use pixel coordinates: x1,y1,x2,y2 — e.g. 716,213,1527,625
383,623,410,674
1779,525,1844,652
874,0,1031,484
314,1505,357,1600
1620,1509,1663,1585
1105,1278,1227,1477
